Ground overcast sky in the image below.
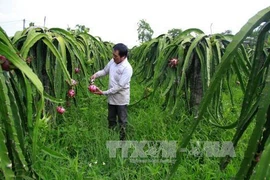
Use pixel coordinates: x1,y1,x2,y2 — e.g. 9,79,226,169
0,0,270,48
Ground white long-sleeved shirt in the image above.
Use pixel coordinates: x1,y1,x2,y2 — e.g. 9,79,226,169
94,58,133,105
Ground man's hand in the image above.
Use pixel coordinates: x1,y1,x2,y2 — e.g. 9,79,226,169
93,87,103,95
90,74,96,84
90,74,96,80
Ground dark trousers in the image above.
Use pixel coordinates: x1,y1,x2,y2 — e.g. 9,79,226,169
108,104,128,140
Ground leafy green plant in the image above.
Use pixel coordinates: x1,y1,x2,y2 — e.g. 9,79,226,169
167,6,270,180
0,27,45,179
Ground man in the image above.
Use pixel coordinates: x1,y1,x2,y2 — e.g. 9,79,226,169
90,43,133,140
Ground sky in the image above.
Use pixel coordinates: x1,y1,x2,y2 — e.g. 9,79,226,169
0,0,270,48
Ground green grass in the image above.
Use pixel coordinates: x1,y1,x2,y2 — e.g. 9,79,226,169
33,76,251,180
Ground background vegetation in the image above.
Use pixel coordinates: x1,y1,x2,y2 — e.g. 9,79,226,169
1,6,270,180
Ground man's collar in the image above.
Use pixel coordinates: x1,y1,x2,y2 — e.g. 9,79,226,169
116,57,127,64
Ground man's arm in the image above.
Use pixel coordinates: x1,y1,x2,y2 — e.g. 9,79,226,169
102,67,133,95
91,59,113,80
